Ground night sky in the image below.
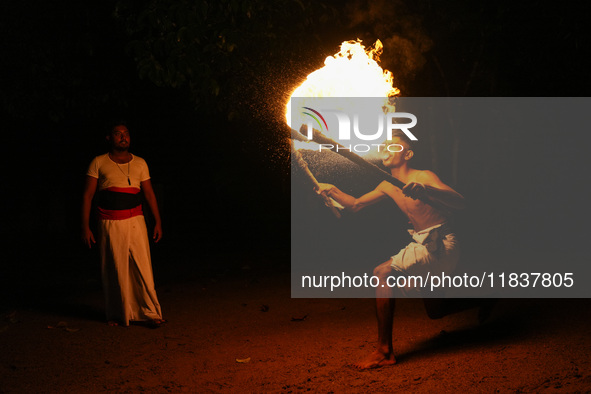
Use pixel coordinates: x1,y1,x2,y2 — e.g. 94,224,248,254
1,0,590,300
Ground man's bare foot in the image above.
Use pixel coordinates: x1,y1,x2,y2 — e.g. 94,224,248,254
134,319,168,329
352,350,396,370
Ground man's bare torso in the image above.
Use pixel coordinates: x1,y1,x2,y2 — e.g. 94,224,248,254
378,169,449,232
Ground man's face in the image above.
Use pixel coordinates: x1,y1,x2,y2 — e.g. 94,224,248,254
109,125,130,152
382,137,411,168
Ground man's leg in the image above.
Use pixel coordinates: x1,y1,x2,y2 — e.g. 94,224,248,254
423,298,497,323
128,215,163,322
353,260,398,369
100,219,131,326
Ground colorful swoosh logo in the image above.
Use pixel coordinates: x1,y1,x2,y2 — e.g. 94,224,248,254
302,107,328,133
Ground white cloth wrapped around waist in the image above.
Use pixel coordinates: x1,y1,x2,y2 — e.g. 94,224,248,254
391,222,459,275
407,223,453,253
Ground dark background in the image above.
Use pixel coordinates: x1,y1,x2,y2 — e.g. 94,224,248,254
1,0,590,304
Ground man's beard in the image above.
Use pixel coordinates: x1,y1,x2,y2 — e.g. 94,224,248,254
113,145,129,152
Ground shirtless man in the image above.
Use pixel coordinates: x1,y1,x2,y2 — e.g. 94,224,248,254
317,131,468,369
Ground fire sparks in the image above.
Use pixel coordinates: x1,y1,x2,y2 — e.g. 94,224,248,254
286,39,400,153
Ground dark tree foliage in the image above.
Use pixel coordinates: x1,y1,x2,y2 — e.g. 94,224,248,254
0,1,134,121
2,0,589,124
114,0,341,117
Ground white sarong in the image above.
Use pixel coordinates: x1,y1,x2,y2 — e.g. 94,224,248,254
99,215,162,325
390,223,460,292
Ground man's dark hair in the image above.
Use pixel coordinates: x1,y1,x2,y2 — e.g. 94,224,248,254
105,119,129,136
386,129,416,151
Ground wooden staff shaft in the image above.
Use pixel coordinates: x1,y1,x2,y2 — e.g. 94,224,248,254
297,124,406,189
294,124,452,213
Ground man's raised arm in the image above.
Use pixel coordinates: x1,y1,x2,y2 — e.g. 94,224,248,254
403,170,466,211
317,182,388,213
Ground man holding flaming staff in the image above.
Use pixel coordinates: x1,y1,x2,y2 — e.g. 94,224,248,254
318,131,488,369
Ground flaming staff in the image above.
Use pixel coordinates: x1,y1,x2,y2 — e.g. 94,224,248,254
286,39,402,216
290,124,451,213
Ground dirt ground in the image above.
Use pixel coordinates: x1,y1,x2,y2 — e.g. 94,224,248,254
1,243,591,393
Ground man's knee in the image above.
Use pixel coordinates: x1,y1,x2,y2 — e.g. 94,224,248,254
373,260,395,280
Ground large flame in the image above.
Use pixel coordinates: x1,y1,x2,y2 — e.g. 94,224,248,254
286,39,400,152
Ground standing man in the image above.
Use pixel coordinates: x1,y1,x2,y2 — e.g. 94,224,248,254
318,131,484,369
81,121,165,328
